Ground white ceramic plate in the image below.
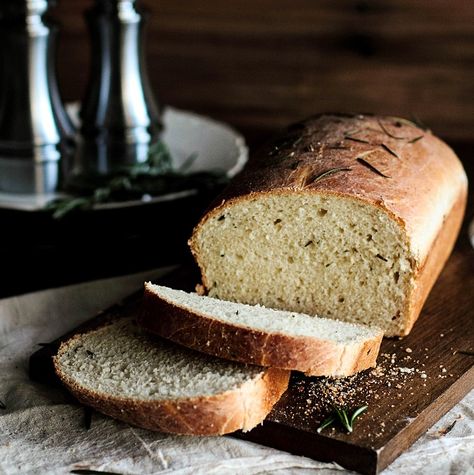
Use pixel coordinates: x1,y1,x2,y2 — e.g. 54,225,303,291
0,106,248,211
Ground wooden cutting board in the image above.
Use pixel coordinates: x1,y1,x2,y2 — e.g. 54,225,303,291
29,226,474,475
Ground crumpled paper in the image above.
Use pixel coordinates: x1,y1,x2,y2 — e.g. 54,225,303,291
0,269,473,475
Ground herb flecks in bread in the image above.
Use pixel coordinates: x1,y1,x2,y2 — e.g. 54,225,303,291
53,318,290,435
189,114,468,336
139,283,383,377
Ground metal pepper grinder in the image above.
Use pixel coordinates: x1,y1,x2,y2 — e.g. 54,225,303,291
73,0,162,176
0,0,75,194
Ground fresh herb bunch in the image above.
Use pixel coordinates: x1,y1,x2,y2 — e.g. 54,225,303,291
47,140,229,219
317,405,368,434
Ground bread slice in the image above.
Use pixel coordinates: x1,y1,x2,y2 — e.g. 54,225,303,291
189,114,467,336
53,318,290,435
138,283,383,377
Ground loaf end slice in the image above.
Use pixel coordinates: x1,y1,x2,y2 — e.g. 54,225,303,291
53,318,290,435
139,283,383,377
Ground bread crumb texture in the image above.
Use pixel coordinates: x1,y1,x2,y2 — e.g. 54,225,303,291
194,193,413,335
55,318,264,400
152,284,381,343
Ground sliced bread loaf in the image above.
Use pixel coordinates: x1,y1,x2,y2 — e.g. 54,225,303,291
189,114,467,336
138,283,383,377
53,318,290,435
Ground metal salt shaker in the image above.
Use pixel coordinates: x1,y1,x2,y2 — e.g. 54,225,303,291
73,0,162,176
0,0,74,194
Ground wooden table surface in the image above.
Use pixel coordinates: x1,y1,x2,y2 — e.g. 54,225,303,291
54,0,474,145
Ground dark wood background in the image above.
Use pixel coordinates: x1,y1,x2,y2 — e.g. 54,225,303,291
53,0,474,145
2,0,471,299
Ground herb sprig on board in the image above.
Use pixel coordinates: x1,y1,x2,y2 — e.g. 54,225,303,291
317,405,368,434
47,141,229,219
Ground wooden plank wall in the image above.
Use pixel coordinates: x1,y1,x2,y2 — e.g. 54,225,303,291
53,0,474,144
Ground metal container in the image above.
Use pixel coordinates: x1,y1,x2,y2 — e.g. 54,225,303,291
73,0,162,176
0,0,74,194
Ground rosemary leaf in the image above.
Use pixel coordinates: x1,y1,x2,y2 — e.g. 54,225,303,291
48,197,92,219
336,408,352,433
408,135,424,144
345,135,370,144
309,167,352,185
458,350,474,356
317,415,336,433
350,405,368,426
380,143,399,158
0,399,6,410
356,158,391,178
377,119,409,140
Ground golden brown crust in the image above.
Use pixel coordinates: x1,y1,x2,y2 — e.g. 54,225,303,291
53,327,290,436
402,189,467,335
189,113,468,336
138,284,383,377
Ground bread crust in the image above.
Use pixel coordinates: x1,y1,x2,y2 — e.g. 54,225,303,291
53,325,290,436
189,114,468,336
402,189,467,335
138,283,383,377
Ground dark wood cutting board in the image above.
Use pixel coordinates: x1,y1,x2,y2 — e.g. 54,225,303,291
29,226,474,475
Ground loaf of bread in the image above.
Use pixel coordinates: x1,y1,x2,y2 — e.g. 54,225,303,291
53,318,289,435
139,283,383,377
189,114,468,336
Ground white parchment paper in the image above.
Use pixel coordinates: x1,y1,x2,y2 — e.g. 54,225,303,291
0,269,472,475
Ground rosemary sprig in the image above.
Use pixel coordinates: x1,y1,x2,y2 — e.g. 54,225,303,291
0,399,6,410
46,141,228,219
309,167,352,185
317,405,368,434
357,157,391,178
